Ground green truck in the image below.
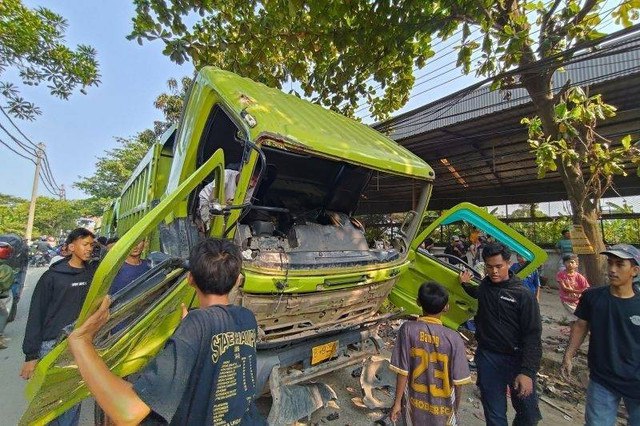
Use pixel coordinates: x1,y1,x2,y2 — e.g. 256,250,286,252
21,68,546,425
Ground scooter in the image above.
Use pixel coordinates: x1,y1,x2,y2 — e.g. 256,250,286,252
28,250,50,267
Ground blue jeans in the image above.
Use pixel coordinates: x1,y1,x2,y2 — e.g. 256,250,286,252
40,340,81,426
586,379,640,426
476,348,542,426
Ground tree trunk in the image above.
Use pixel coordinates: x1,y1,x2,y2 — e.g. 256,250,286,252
577,207,607,286
522,76,608,285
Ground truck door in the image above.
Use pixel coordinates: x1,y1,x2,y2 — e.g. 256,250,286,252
389,202,547,331
20,150,226,426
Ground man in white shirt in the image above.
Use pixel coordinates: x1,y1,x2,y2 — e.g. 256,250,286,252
198,169,258,228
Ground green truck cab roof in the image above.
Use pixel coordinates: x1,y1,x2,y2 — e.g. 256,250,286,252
197,67,434,180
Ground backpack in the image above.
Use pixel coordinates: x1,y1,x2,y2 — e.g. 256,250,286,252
0,264,15,293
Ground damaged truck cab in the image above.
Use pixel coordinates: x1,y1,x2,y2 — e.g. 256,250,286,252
21,68,545,425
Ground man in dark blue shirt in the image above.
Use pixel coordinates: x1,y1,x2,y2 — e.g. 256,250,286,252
562,244,640,425
509,254,541,302
109,240,150,295
68,238,263,425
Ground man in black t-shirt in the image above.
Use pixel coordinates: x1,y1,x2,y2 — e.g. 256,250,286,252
562,244,640,425
68,238,264,425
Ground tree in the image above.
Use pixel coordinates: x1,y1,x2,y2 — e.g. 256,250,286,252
522,86,640,282
128,0,640,284
74,76,191,201
128,1,444,119
601,200,640,245
0,194,87,237
31,197,80,237
74,130,156,200
153,76,192,129
0,194,29,235
0,0,100,120
507,204,572,246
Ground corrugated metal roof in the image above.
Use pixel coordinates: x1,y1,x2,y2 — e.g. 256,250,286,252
380,33,640,140
362,29,640,211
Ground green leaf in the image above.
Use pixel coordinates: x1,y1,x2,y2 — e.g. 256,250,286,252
621,135,632,150
554,103,567,118
462,23,471,41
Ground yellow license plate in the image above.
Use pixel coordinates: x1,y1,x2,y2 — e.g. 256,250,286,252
311,340,338,365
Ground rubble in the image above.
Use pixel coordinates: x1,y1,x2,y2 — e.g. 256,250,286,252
289,287,599,425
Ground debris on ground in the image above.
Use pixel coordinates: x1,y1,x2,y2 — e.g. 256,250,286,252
325,412,339,421
292,287,595,425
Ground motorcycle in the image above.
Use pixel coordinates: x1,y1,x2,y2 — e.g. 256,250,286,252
0,234,28,322
28,250,50,267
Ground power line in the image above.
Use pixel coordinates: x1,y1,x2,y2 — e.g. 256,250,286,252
374,24,640,134
0,134,61,197
388,62,640,136
0,106,39,150
0,136,36,164
0,113,63,193
0,122,37,157
356,4,620,118
351,7,542,115
41,156,61,193
39,170,59,197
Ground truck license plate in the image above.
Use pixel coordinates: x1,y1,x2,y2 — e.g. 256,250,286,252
311,340,338,365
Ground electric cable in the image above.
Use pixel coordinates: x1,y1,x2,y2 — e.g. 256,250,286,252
0,113,63,192
357,5,624,119
0,136,36,164
374,26,640,134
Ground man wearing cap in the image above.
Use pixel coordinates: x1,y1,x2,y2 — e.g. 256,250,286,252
561,244,640,425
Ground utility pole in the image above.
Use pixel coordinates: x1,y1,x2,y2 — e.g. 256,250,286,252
25,143,44,243
60,184,66,200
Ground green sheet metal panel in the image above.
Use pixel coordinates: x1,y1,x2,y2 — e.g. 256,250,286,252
197,67,434,180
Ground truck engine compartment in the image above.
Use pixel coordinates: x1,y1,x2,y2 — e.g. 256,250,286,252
230,145,410,269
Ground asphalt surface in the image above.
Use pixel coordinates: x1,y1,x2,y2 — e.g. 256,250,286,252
0,267,94,425
0,266,43,425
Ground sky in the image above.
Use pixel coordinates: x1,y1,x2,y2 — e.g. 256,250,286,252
0,1,190,200
0,1,634,216
0,2,484,201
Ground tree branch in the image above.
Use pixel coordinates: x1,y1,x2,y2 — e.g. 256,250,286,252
556,0,599,41
570,0,599,29
539,0,563,50
552,78,572,104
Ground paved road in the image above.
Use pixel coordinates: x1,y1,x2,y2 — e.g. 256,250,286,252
0,267,93,425
0,267,44,425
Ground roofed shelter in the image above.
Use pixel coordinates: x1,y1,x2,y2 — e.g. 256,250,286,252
373,29,640,211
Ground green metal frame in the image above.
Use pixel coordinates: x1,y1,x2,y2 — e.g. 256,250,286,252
389,202,548,330
20,150,226,426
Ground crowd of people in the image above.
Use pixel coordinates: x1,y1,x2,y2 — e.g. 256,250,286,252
8,223,640,425
408,228,638,426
